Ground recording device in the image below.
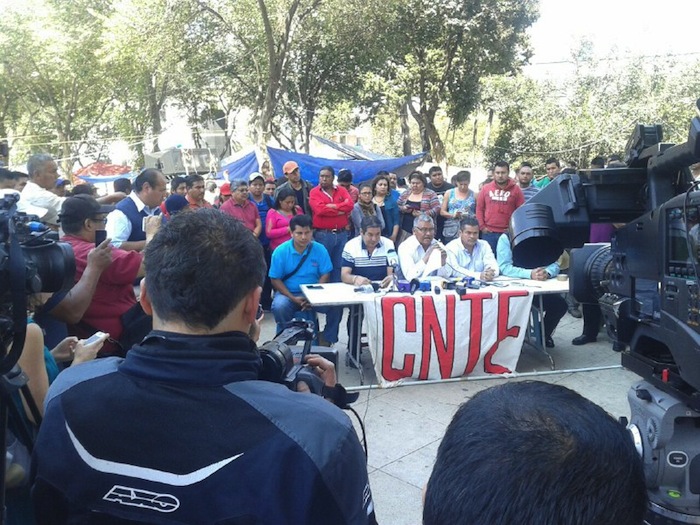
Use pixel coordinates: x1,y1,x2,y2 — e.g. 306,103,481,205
94,229,107,247
509,99,700,524
258,320,358,409
0,192,75,523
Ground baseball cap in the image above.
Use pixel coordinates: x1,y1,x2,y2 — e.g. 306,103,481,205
248,172,265,183
219,182,232,196
59,194,114,223
165,194,189,215
55,179,70,187
282,161,299,175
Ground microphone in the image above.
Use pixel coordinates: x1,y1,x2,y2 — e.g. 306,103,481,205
387,248,399,270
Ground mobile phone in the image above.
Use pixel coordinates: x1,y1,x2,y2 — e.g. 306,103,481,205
307,285,324,290
95,230,107,247
256,304,264,320
84,331,107,345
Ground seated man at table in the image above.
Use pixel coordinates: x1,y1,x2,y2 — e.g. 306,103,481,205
397,213,451,280
341,215,395,289
444,217,499,281
269,214,342,347
423,381,647,525
496,233,567,348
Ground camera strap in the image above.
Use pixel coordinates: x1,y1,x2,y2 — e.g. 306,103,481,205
280,243,313,282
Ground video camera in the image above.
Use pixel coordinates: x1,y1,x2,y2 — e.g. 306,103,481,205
509,100,700,524
258,320,358,408
0,192,74,374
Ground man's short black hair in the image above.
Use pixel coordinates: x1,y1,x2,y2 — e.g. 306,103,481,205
113,178,132,194
360,215,382,232
144,210,265,330
185,174,204,189
423,381,647,525
518,162,532,171
428,166,443,175
545,157,560,167
134,169,163,193
0,168,13,182
171,176,186,193
458,217,479,230
289,214,312,231
493,160,510,171
337,169,353,183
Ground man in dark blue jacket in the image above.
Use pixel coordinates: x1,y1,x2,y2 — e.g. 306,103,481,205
32,209,377,525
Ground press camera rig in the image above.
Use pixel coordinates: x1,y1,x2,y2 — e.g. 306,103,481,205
510,100,700,524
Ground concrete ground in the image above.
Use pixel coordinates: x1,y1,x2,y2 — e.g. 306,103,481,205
258,309,638,525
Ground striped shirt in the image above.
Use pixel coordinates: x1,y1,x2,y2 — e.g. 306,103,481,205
341,236,396,281
520,184,540,201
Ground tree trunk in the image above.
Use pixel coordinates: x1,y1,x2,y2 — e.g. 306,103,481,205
424,110,446,163
400,100,412,156
407,101,432,161
482,108,494,149
472,117,478,147
147,75,163,152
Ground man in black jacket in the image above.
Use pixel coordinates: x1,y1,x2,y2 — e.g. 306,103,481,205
32,209,376,525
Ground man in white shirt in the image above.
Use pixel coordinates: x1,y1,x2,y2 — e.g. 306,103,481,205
22,154,122,228
397,213,450,280
106,169,167,251
445,217,498,281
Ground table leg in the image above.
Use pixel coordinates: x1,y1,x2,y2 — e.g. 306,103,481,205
346,304,365,384
532,294,556,370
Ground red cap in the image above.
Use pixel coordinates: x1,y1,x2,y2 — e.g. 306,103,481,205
219,182,232,196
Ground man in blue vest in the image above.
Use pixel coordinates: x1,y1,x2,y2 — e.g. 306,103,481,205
106,168,167,252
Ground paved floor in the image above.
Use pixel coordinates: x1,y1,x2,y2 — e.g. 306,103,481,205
258,309,640,525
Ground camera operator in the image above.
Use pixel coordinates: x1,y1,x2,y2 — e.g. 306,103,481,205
32,209,377,524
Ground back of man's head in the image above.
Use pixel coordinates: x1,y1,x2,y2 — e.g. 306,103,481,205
423,381,647,525
144,209,265,329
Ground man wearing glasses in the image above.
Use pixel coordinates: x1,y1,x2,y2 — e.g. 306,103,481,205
397,213,451,280
220,179,262,237
60,195,160,355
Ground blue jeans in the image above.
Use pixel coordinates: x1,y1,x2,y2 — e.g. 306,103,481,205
313,230,348,283
481,231,502,255
271,293,341,343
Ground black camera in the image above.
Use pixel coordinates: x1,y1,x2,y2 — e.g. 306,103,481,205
509,99,700,524
0,193,74,373
257,320,358,408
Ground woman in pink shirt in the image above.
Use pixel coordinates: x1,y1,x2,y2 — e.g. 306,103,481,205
266,186,304,251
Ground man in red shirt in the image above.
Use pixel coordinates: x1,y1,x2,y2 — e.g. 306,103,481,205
185,174,212,210
308,166,354,282
476,160,525,254
59,195,160,355
220,180,262,236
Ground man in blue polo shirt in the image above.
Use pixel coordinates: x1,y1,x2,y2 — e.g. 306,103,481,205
269,214,341,346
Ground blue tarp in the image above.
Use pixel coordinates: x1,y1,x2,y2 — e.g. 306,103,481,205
267,147,426,185
217,151,260,181
78,172,135,184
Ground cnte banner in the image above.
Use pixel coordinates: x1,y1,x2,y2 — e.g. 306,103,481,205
363,290,534,387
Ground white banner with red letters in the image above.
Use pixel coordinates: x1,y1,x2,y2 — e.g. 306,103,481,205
363,289,534,387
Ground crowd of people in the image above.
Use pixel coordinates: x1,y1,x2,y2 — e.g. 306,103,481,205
0,152,650,524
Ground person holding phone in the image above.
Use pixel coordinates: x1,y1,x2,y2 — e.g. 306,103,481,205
59,195,160,355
